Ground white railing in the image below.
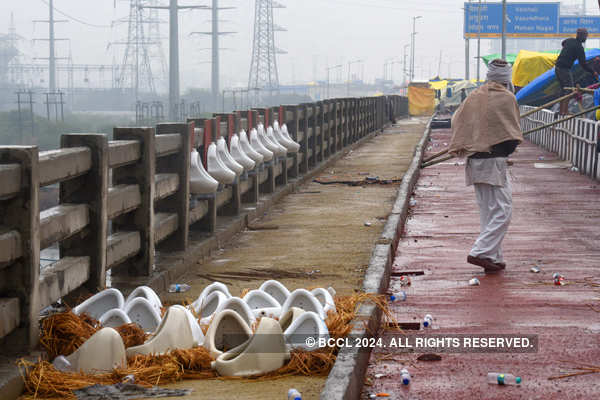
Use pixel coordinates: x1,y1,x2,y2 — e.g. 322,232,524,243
520,106,600,180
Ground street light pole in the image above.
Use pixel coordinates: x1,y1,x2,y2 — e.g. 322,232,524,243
326,64,342,99
347,59,363,96
411,16,422,82
403,44,410,85
501,0,507,59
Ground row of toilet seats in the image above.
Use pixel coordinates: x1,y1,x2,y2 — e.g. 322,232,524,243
191,122,300,194
58,280,335,377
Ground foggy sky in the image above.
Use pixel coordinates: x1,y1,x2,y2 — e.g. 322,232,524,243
0,0,593,92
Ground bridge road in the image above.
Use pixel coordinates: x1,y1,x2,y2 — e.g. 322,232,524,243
362,126,600,399
160,118,427,399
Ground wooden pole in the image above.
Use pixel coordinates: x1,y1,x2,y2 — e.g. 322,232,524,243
522,104,600,136
518,91,579,119
421,154,454,169
422,148,449,164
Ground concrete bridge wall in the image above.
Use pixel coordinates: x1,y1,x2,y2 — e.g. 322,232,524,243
0,95,408,353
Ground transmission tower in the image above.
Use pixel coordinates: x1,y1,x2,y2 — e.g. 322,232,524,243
248,0,286,92
113,0,166,99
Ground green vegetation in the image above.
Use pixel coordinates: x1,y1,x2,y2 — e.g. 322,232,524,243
0,111,135,151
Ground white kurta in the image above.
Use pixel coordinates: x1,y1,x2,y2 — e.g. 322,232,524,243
466,157,512,264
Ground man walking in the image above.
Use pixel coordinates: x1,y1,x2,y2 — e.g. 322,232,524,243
555,28,598,115
449,59,523,272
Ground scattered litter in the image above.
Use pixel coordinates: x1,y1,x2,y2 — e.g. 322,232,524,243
530,266,541,273
122,375,135,384
288,388,302,400
313,177,402,186
423,314,433,328
168,284,191,293
570,166,580,172
247,224,280,231
358,172,370,176
307,269,321,276
487,372,521,385
553,273,566,286
548,362,600,380
364,222,372,227
73,383,192,399
374,373,386,379
401,368,411,385
538,156,545,160
417,353,442,362
469,278,481,286
409,198,417,207
398,276,411,287
375,393,390,398
390,291,407,302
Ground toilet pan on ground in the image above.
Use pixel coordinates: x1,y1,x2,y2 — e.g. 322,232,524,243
217,137,244,176
239,130,264,165
172,305,205,346
229,134,256,171
126,306,195,357
203,310,253,359
214,297,256,328
73,288,124,320
198,291,230,324
99,308,132,328
63,327,126,374
311,288,337,314
124,297,162,333
258,280,290,305
207,142,236,184
125,286,162,315
191,282,232,313
250,128,273,162
283,311,330,351
212,317,289,377
280,289,326,320
190,149,219,194
278,307,305,332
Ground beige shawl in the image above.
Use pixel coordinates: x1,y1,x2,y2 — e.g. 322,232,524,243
449,82,523,158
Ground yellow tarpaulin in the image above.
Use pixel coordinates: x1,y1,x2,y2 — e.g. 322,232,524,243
512,50,558,88
408,85,435,116
429,80,449,90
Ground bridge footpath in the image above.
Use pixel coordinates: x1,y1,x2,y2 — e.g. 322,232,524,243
363,123,600,399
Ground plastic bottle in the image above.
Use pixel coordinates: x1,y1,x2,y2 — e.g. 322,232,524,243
390,291,407,302
168,283,191,293
288,388,302,400
487,372,521,385
400,368,411,385
423,314,433,328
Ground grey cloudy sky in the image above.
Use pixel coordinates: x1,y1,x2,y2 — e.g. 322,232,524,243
0,0,592,92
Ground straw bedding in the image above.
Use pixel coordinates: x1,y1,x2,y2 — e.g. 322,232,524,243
20,293,393,398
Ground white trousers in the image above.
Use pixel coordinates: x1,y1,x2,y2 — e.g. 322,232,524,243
469,180,513,263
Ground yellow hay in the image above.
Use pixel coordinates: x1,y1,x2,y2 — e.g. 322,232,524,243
21,293,393,398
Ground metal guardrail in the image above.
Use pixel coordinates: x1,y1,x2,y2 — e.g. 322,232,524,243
0,95,408,353
520,106,600,180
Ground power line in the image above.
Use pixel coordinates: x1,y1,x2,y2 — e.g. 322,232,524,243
39,0,112,28
314,0,462,14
